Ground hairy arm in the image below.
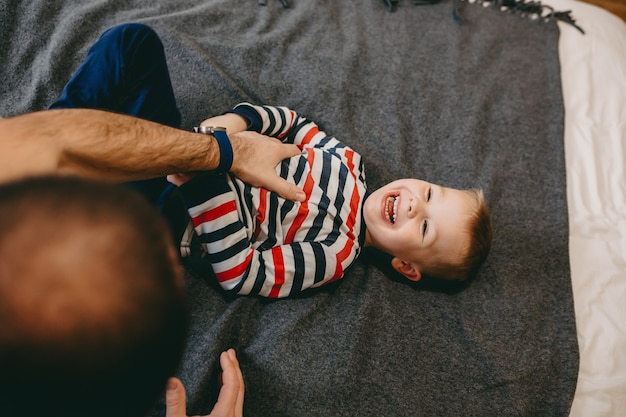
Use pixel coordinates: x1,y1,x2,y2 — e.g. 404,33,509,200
0,109,304,201
0,109,218,182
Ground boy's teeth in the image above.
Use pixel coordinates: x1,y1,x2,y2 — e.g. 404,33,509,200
393,197,398,222
385,196,398,223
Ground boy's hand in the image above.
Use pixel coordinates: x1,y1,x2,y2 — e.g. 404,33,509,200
165,349,244,417
228,131,305,202
199,114,248,135
166,173,196,187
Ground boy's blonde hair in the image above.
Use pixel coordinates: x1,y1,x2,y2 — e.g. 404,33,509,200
422,188,492,282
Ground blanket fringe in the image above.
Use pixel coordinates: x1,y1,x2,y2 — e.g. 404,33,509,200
256,0,584,34
384,0,441,12
384,0,585,34
257,0,289,8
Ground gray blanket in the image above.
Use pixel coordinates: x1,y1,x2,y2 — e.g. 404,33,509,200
0,0,579,416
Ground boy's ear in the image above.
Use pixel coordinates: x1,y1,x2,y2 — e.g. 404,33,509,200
391,257,422,282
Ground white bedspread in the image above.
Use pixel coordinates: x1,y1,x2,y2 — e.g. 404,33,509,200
547,1,626,415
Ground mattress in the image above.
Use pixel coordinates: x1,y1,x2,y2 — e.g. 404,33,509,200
547,0,626,415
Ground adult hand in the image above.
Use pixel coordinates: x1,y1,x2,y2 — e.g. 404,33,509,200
228,131,305,202
166,349,244,417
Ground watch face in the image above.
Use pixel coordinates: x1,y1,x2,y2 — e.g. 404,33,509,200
193,126,227,134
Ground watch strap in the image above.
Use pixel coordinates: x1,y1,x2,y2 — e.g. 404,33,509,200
193,126,233,173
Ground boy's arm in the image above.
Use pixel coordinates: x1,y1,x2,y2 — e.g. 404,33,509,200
199,113,248,135
225,103,344,151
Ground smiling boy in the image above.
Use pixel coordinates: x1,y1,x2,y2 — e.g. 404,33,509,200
364,179,488,282
168,103,492,298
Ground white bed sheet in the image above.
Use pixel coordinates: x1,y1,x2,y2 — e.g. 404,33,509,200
544,1,626,415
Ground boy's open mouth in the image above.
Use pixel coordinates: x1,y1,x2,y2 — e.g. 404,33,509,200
385,195,399,224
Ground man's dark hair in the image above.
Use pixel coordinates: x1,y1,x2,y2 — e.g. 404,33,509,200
0,176,188,417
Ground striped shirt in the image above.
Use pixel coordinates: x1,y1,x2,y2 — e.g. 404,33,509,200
178,104,367,298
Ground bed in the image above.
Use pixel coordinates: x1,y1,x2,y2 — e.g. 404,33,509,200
1,0,624,416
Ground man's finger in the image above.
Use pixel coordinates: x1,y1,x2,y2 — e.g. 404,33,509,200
165,378,187,417
276,142,302,159
228,350,245,416
265,142,304,201
266,176,306,202
228,132,305,202
209,350,245,417
262,141,304,202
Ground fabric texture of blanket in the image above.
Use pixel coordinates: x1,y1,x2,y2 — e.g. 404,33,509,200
0,0,579,416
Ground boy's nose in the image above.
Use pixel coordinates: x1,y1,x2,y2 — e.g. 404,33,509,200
407,197,421,219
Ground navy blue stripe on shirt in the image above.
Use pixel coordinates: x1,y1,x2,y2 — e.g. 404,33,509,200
292,156,307,184
278,159,296,222
256,191,280,251
198,221,242,245
315,135,333,149
287,117,309,143
229,174,251,230
291,243,305,293
249,255,268,295
305,151,332,241
311,243,327,284
275,106,288,131
207,237,250,264
331,162,349,223
262,105,277,134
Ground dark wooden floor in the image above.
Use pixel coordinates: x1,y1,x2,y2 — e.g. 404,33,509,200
581,0,626,21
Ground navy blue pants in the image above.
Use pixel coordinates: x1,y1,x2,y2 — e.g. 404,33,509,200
50,23,180,205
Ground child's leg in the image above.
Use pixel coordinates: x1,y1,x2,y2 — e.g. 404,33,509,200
50,23,181,204
50,23,181,128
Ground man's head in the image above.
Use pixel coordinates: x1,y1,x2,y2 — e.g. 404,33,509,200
0,176,188,417
363,178,492,282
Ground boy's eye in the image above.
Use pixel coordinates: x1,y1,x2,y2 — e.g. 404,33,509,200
422,220,428,237
426,187,432,202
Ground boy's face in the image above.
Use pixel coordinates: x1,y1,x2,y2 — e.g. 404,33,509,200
363,178,473,281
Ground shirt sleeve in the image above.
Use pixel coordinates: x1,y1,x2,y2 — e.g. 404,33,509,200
227,103,348,153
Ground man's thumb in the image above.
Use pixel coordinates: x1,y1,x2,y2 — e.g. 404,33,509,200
165,378,187,417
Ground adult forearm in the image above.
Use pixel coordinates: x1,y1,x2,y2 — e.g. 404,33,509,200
0,109,220,183
1,108,306,202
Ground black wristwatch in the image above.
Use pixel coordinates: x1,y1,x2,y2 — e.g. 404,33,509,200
193,126,233,172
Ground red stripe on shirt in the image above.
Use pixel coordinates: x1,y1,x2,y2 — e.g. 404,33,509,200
215,250,254,283
269,247,286,298
331,183,362,282
275,110,296,141
344,148,356,173
192,200,237,227
299,125,319,149
253,188,268,241
284,150,316,244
